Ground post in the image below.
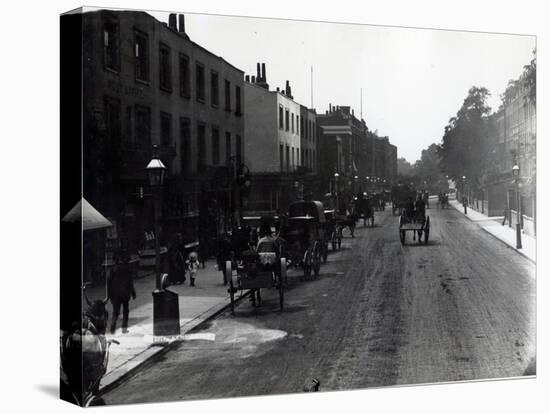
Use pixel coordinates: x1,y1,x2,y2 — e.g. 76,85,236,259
154,196,161,290
515,179,522,249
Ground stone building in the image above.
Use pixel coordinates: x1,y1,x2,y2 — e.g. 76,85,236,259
486,76,536,234
317,105,397,199
81,9,245,259
243,64,319,211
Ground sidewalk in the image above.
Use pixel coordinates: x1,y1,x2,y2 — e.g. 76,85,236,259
449,199,536,263
86,258,245,392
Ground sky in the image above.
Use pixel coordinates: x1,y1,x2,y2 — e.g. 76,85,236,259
148,10,535,163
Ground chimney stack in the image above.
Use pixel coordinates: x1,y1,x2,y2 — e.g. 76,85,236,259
168,13,177,30
276,87,280,92
261,63,266,82
252,75,256,83
329,103,332,112
178,14,186,33
352,109,355,116
245,75,250,82
256,63,261,80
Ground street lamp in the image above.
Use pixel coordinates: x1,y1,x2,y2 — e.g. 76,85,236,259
512,164,522,249
147,145,179,337
334,173,340,212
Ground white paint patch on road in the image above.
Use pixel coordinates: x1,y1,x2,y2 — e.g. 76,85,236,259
183,333,216,341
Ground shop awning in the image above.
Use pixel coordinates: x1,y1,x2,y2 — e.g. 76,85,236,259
62,198,113,231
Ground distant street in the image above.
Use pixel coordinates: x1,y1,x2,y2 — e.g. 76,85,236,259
103,203,535,404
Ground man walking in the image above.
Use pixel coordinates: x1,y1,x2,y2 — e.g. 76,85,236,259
107,251,136,334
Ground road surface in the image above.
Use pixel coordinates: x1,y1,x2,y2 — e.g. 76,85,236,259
102,204,535,404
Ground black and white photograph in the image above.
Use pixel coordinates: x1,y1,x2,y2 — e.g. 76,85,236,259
58,5,538,406
3,1,547,413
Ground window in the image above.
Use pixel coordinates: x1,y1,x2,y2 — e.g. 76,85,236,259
103,17,119,71
305,119,308,138
211,71,219,107
160,112,172,147
196,62,205,102
235,86,242,115
301,148,304,166
134,31,148,82
212,127,220,165
179,54,190,98
296,115,300,136
285,145,290,171
279,105,284,129
300,116,304,138
135,105,150,147
224,80,231,111
291,113,295,133
180,118,190,174
291,147,295,167
312,122,316,142
225,132,231,166
236,135,242,165
285,109,289,131
280,144,284,171
197,123,206,172
159,43,171,92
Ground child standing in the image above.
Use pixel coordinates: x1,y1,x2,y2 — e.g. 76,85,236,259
186,251,200,286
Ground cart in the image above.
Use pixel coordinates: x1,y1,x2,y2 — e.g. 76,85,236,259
399,214,430,245
226,252,286,313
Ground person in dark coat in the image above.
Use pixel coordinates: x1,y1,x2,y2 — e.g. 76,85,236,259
107,251,136,334
167,240,186,285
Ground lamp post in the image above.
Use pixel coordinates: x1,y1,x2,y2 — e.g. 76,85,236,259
147,145,180,337
146,145,166,291
462,176,467,215
334,172,340,212
512,164,522,249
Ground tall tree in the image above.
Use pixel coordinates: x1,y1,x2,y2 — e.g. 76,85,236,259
437,86,493,192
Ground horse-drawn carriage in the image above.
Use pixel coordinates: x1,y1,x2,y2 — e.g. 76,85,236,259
399,212,430,245
357,195,375,227
225,250,286,313
281,200,328,279
437,193,449,209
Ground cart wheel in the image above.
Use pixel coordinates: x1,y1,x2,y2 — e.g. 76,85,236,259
226,261,235,313
279,258,286,311
400,229,405,245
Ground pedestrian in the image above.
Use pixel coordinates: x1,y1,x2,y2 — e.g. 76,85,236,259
167,239,186,285
186,251,200,287
107,250,136,334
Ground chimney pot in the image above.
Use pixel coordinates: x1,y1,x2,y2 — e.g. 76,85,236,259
257,63,261,79
329,103,332,112
261,63,266,82
245,75,250,82
252,75,256,83
178,14,186,33
168,13,177,30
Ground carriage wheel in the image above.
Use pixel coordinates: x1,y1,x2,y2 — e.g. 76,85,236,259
279,258,286,311
313,245,321,278
226,261,235,314
303,250,312,279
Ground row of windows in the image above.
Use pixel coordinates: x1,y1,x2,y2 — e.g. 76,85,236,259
278,144,316,172
277,105,316,141
104,97,242,174
103,17,242,115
